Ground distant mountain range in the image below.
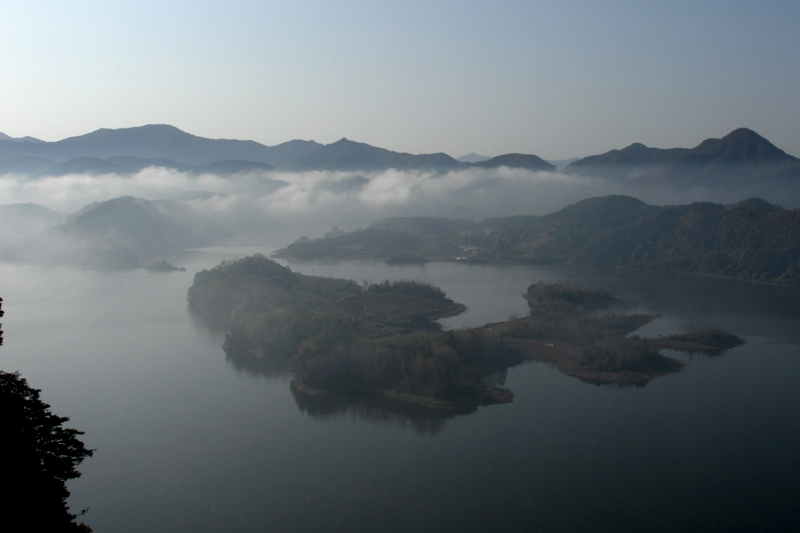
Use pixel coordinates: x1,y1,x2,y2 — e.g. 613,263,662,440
0,124,607,175
0,132,44,143
0,125,466,174
2,125,799,202
565,128,800,186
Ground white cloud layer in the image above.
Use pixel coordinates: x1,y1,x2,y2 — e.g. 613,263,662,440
0,166,603,220
3,164,786,248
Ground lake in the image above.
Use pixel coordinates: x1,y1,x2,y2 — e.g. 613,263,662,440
2,250,799,532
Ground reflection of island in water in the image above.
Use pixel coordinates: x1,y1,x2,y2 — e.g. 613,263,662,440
291,383,493,435
188,255,745,417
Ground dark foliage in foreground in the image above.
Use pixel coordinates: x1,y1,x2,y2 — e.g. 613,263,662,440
0,298,93,531
0,370,94,531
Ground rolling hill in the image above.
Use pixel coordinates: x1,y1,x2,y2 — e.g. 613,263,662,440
275,194,800,285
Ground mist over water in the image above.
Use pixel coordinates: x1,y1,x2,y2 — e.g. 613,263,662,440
3,163,798,276
1,252,799,532
0,166,601,221
4,163,795,239
1,160,799,531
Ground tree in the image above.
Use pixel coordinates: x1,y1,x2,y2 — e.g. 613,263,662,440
0,298,94,531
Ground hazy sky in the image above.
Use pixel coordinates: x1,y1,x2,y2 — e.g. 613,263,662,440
2,0,799,159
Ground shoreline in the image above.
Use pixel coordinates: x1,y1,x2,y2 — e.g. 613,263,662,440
272,253,797,289
503,338,686,386
291,378,514,412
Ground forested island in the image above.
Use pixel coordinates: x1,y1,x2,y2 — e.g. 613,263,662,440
273,195,800,285
188,255,744,409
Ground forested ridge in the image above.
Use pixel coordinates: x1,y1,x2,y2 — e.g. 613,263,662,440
188,255,514,409
276,196,800,285
189,256,744,404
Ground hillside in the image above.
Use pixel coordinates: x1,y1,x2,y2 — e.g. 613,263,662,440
565,128,800,189
27,196,232,269
274,195,800,285
0,125,462,172
280,137,462,172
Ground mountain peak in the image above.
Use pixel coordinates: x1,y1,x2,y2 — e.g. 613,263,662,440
693,127,795,165
623,142,649,150
84,124,191,139
457,152,492,163
0,132,44,143
721,127,764,142
472,153,555,172
732,197,781,212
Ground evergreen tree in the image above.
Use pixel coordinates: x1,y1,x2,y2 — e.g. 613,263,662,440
0,297,94,531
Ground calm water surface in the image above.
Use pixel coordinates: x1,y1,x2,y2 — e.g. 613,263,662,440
1,251,799,532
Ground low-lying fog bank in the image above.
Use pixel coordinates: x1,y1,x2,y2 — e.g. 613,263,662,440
1,164,799,270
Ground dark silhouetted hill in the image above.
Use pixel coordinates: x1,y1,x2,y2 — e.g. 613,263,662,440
566,143,689,171
0,132,44,143
0,125,463,172
284,138,462,171
471,153,556,172
47,124,276,165
565,128,800,188
276,194,800,285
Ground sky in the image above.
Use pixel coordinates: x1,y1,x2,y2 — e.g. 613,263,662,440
1,0,799,160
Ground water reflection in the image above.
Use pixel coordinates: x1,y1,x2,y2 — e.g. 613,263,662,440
290,386,468,435
602,268,800,318
222,336,510,433
223,349,293,377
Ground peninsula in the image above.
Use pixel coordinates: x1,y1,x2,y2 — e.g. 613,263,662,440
188,255,744,409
